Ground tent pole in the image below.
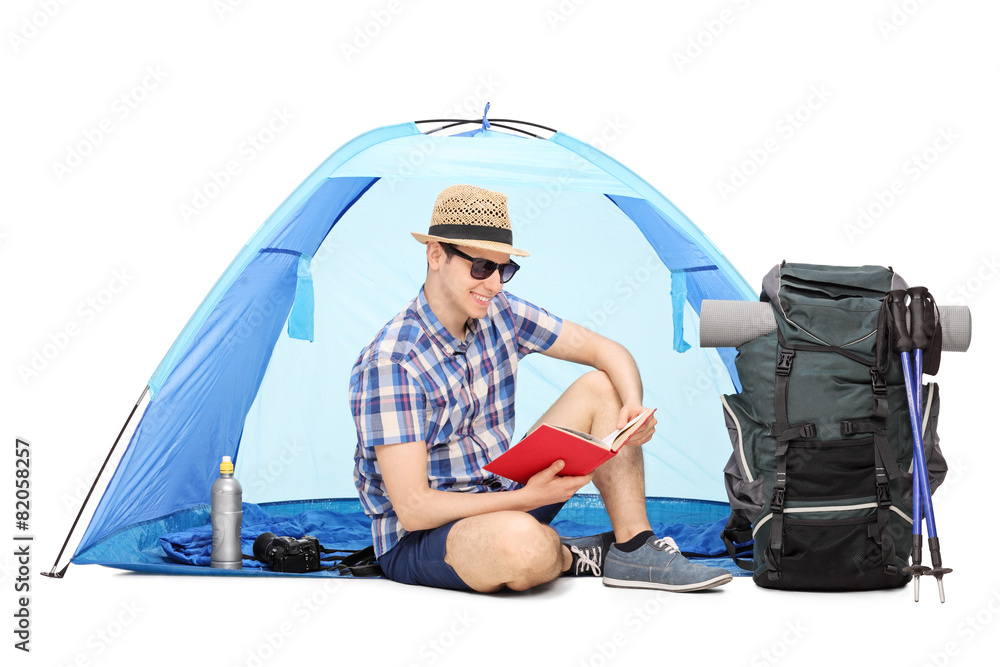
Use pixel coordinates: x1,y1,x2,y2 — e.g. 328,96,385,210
413,118,558,133
414,117,557,138
41,385,150,579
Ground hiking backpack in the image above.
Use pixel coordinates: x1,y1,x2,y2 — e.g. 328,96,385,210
719,263,948,591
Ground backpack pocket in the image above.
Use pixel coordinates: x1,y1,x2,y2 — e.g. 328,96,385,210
785,437,875,501
752,503,911,591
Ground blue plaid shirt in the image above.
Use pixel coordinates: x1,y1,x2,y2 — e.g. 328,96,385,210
350,287,563,556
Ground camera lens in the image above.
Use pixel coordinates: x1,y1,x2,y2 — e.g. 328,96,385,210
253,532,279,565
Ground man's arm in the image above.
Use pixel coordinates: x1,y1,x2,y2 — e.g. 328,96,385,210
541,319,655,442
375,440,593,532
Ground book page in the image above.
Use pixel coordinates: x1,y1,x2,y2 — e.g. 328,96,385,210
523,409,653,452
552,425,607,448
601,409,654,450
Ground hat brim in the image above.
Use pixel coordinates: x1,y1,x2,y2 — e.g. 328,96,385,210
411,232,530,257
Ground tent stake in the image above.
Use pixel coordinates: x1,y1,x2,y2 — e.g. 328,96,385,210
41,385,149,579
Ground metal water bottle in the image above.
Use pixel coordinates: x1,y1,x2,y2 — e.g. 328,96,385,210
211,455,243,569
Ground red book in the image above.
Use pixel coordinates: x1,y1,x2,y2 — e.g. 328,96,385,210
484,409,656,486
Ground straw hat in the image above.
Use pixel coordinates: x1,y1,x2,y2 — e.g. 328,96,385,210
411,184,529,257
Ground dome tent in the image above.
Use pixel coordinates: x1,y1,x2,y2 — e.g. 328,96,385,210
63,116,756,575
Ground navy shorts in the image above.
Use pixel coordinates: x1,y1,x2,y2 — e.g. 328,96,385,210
378,501,566,591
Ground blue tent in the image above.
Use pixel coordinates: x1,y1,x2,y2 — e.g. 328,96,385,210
69,118,755,575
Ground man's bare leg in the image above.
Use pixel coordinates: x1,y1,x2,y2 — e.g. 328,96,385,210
444,511,570,592
495,370,732,592
441,371,652,591
525,370,652,542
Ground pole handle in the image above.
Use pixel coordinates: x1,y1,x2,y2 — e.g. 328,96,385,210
888,290,913,353
908,286,934,350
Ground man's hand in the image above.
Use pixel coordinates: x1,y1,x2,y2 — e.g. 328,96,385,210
522,460,594,506
377,442,589,531
617,404,656,447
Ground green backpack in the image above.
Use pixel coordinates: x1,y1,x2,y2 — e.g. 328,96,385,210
720,263,947,591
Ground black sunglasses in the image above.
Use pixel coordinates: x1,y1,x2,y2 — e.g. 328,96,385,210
442,244,520,283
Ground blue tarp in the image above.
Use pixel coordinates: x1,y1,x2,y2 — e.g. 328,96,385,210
159,504,744,570
159,504,373,569
121,497,750,577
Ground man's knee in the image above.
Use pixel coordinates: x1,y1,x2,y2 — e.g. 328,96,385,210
470,512,562,591
577,370,622,407
445,511,564,591
501,514,564,590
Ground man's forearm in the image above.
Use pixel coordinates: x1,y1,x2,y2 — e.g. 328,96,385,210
593,340,644,408
395,485,538,532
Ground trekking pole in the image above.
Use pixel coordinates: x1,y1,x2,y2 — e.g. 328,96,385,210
888,291,929,601
908,287,952,602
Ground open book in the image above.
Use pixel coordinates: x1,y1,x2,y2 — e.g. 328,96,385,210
484,409,656,486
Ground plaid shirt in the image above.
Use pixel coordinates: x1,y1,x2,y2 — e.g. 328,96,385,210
350,287,563,556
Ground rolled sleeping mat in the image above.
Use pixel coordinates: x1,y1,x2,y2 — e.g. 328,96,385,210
699,300,972,352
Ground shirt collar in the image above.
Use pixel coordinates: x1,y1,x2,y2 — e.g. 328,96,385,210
415,286,478,357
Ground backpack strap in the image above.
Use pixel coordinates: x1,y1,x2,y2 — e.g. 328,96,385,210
765,441,788,581
243,543,383,577
841,366,900,575
330,545,383,578
768,349,818,444
764,347,816,581
720,513,754,572
870,444,899,575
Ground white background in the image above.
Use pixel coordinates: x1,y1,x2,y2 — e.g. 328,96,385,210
3,1,999,665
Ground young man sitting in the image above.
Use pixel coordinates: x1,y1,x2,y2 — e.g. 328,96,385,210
349,184,732,593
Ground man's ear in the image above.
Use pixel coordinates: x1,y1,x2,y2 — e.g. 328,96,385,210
427,241,446,270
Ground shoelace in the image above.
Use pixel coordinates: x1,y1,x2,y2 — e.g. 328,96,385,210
571,545,602,576
653,536,680,554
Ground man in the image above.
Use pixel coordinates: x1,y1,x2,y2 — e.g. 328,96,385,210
350,184,732,593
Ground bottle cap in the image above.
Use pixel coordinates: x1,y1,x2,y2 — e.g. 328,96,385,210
220,456,234,474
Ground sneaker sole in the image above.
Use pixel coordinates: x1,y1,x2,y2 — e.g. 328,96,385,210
603,572,733,592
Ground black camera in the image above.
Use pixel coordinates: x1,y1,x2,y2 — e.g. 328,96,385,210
252,532,322,573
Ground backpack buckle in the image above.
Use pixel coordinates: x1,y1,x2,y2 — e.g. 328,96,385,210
777,349,795,376
770,473,787,511
875,467,891,508
770,488,786,512
876,486,891,508
870,369,887,395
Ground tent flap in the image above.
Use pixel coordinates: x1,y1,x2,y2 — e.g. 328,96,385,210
671,270,692,353
287,255,314,342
